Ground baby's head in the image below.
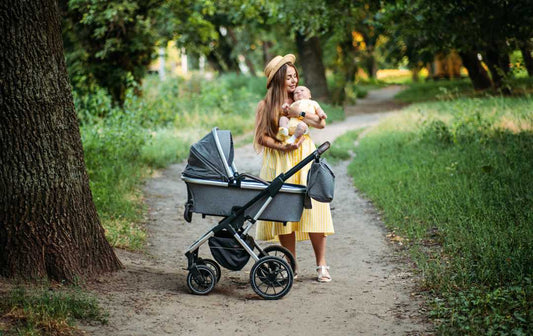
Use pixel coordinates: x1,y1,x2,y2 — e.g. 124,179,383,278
293,86,311,101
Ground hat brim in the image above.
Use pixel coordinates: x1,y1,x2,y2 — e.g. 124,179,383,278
265,54,296,87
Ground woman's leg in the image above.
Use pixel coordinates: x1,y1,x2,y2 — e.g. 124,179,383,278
309,232,331,282
278,232,296,259
308,232,327,266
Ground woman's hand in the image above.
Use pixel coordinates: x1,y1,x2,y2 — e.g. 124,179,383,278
281,103,290,116
279,136,304,151
260,134,303,152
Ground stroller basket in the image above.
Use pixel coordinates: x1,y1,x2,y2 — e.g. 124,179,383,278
183,176,306,222
208,230,252,271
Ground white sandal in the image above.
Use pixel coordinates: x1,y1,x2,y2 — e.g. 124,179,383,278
316,265,332,283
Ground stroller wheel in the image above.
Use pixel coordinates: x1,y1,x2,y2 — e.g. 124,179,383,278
250,256,293,300
198,258,221,283
187,265,216,295
183,202,193,222
262,245,297,275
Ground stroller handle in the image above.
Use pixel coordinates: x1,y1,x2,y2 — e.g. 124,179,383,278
317,141,330,155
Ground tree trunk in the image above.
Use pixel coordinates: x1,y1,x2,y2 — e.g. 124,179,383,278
365,45,378,79
0,0,122,282
520,42,533,77
295,33,329,102
227,27,257,76
459,51,492,90
262,41,274,69
484,47,510,90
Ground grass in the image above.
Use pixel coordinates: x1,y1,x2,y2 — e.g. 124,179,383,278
395,76,533,103
322,127,365,164
347,95,533,334
0,284,106,335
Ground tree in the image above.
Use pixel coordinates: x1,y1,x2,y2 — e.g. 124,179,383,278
380,0,533,90
61,0,162,105
0,0,122,281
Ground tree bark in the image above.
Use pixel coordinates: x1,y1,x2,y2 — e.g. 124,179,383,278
227,27,257,76
459,51,492,90
483,46,510,90
262,41,274,69
295,33,330,102
0,0,122,282
520,42,533,77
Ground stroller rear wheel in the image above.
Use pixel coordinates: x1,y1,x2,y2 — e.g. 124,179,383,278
262,245,296,275
198,258,221,283
250,256,293,300
187,265,216,295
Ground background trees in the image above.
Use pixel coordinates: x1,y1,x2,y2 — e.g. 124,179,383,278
2,0,532,283
379,0,533,90
57,0,533,105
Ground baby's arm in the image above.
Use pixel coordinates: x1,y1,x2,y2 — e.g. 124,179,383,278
281,103,290,116
315,102,327,119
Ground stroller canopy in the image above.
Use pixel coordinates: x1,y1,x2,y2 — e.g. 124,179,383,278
183,128,236,181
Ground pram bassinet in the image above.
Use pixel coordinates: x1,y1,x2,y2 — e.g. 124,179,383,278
182,128,306,222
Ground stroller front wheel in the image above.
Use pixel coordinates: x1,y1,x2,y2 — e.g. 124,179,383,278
250,256,293,300
187,265,216,295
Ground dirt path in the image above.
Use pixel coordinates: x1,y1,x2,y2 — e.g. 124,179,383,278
82,86,431,335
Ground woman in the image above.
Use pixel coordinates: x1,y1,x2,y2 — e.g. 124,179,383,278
254,54,334,283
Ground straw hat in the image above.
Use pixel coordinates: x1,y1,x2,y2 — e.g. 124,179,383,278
264,54,296,88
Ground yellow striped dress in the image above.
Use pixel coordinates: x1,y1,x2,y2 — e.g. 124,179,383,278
256,134,334,241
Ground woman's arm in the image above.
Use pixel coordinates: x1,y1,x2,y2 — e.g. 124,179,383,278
286,105,326,129
302,112,326,129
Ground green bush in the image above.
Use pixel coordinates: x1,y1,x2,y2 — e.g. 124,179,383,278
75,73,268,250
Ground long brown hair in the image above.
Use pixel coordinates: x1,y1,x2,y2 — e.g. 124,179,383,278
254,63,298,152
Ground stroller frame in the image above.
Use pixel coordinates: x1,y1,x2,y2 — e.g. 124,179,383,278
182,128,330,299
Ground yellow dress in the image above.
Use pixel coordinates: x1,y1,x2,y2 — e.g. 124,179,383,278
256,134,335,241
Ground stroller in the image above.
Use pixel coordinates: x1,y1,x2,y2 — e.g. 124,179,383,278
181,128,330,299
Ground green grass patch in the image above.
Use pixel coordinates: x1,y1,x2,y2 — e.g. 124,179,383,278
349,95,533,334
0,285,106,335
322,128,365,164
395,78,476,103
320,102,345,123
396,77,533,103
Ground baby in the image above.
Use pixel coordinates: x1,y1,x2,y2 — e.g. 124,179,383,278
278,86,327,144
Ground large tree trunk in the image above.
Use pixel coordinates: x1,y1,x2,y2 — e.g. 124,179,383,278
520,42,533,77
0,0,122,282
459,51,492,90
483,46,511,90
296,33,329,102
207,28,241,73
262,41,274,69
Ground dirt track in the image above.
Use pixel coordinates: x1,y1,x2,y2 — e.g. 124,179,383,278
82,86,432,336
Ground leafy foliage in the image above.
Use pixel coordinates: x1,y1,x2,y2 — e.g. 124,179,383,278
62,0,162,104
